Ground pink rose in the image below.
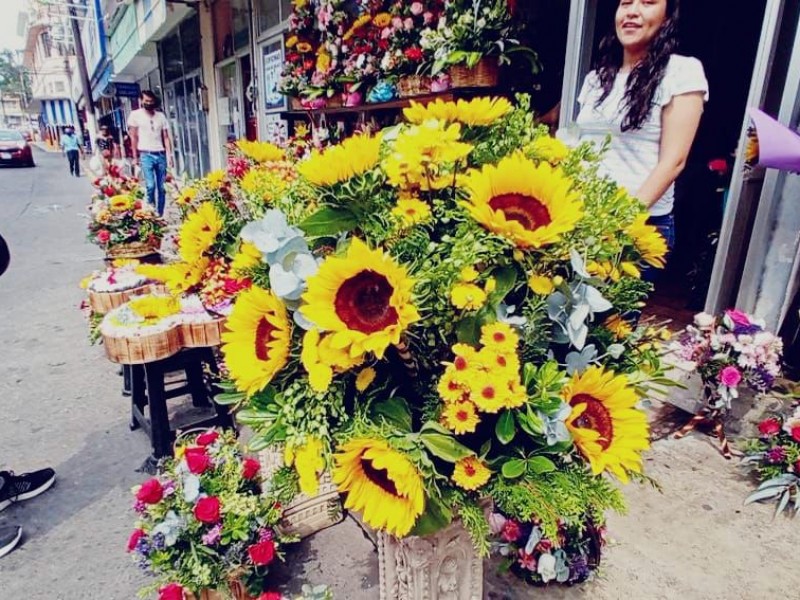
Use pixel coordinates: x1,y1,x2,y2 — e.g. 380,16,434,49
410,2,424,15
381,27,392,40
96,230,110,243
391,16,403,29
725,308,752,327
791,426,800,443
404,17,414,30
423,11,434,25
719,365,742,387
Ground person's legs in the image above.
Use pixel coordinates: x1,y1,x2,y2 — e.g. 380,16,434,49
73,150,80,177
140,153,157,209
67,150,78,176
154,153,167,216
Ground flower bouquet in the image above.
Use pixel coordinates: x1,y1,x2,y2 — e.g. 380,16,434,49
201,95,671,595
671,309,783,457
742,406,800,516
90,163,141,201
87,193,166,258
128,429,290,600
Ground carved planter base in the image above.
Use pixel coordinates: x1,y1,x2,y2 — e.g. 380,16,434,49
378,519,482,600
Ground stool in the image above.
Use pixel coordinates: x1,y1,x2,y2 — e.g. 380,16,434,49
129,347,233,472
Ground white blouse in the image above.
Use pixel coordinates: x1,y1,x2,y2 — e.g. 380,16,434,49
576,54,709,216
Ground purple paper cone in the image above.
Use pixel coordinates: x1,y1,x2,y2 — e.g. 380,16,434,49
748,107,800,172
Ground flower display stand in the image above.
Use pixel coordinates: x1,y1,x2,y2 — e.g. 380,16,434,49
258,447,343,539
377,519,483,600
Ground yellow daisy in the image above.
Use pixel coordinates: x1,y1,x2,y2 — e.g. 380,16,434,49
450,283,487,311
479,322,519,353
463,153,583,249
237,139,284,163
528,273,555,295
204,170,227,190
437,368,468,403
604,314,633,339
301,328,366,392
221,286,291,396
528,135,570,164
178,202,223,263
459,266,479,282
441,401,480,435
561,366,650,482
626,214,668,268
469,379,507,414
452,456,491,491
301,238,419,359
298,133,382,187
391,197,432,228
332,438,425,537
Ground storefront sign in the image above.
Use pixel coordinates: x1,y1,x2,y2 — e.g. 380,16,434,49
115,82,141,98
262,42,285,113
263,113,288,145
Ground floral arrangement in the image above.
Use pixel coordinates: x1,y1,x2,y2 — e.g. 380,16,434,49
87,193,166,251
198,94,673,571
742,405,800,517
90,163,142,202
128,429,290,599
671,310,783,411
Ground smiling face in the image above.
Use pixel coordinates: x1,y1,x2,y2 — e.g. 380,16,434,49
615,0,669,54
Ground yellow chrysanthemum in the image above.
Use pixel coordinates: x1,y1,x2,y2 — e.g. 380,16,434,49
604,314,633,339
178,202,223,263
177,187,198,206
463,153,583,249
626,214,668,268
356,367,377,392
441,401,480,435
478,346,520,375
128,295,180,321
285,35,299,49
231,242,263,275
373,12,391,27
460,266,479,282
237,139,284,164
332,438,425,537
221,286,291,396
285,437,325,497
528,135,570,164
240,167,288,204
391,197,432,227
299,133,382,187
528,274,555,295
204,170,227,189
301,238,419,359
479,322,519,353
296,42,313,53
452,456,491,491
403,97,513,127
450,283,487,311
316,49,331,72
561,366,650,483
109,194,133,212
469,379,507,414
437,368,468,403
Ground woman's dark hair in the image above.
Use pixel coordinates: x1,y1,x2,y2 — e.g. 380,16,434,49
595,0,680,131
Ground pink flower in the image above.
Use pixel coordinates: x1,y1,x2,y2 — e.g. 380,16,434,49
410,2,424,15
719,365,742,387
725,308,752,327
381,27,393,40
158,583,185,600
195,430,219,447
404,17,414,30
391,16,403,29
423,11,434,25
127,528,145,552
488,512,507,535
758,418,781,437
242,457,261,480
517,549,537,570
501,520,522,543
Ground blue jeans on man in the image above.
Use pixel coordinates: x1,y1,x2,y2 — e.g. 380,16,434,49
140,152,167,216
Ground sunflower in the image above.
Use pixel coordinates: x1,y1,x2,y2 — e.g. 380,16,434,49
301,328,366,392
204,169,227,189
332,438,425,536
136,260,209,295
240,168,288,204
177,187,198,206
527,135,570,164
391,197,432,228
403,97,512,127
178,202,223,263
298,133,382,187
109,194,133,212
561,366,650,482
625,214,668,268
231,242,263,275
463,153,583,249
441,401,480,435
237,139,284,163
452,456,491,491
301,238,419,358
221,286,291,396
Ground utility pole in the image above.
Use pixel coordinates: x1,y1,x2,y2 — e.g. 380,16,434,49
67,0,97,149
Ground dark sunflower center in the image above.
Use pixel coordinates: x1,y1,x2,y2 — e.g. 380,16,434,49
489,193,552,231
361,457,400,497
254,317,276,362
334,270,399,334
571,393,614,450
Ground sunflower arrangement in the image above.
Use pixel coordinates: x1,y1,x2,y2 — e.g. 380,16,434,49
189,97,670,572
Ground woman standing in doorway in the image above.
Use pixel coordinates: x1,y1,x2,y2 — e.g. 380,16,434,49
576,0,708,270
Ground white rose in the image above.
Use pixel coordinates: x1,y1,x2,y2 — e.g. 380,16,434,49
694,312,715,328
537,553,557,583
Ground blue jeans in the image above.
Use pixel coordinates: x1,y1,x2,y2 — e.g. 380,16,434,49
140,152,167,216
643,213,675,284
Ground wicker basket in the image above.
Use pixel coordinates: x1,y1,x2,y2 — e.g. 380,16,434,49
181,318,227,348
88,284,151,315
449,58,499,88
102,327,183,364
106,239,161,259
259,447,344,539
397,75,432,98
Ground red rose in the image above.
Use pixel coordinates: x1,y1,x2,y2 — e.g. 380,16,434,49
127,528,145,552
258,593,282,600
134,200,143,210
758,418,781,437
96,230,111,243
242,457,261,480
248,539,276,566
136,478,164,504
103,186,115,196
501,520,522,543
194,496,221,524
404,47,424,62
158,583,185,600
195,430,220,447
185,447,212,474
791,426,800,443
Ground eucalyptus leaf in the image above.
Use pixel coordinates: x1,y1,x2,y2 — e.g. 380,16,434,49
372,397,412,432
491,266,518,300
456,315,483,345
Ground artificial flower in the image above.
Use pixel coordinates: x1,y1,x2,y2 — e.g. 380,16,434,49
184,447,212,475
128,295,181,321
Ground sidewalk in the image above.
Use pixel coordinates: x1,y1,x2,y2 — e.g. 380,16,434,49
32,141,62,154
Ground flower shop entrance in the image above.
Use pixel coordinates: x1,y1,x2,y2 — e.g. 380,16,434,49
559,0,797,324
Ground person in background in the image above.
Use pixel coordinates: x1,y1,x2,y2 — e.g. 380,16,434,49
127,90,173,216
0,231,57,559
575,0,707,274
60,125,84,177
95,125,117,170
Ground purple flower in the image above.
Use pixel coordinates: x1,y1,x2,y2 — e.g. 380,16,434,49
162,480,176,497
258,528,274,543
202,524,222,546
133,500,147,514
765,446,787,464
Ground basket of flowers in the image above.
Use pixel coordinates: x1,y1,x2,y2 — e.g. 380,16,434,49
88,193,165,259
101,295,185,364
82,260,153,315
128,429,290,600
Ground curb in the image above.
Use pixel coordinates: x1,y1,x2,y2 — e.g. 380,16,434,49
33,142,62,154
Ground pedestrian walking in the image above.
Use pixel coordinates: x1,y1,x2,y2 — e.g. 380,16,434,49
60,126,84,177
575,0,708,274
95,124,117,170
127,90,173,216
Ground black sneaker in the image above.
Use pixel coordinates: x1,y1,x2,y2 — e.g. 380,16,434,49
0,468,56,511
0,525,22,558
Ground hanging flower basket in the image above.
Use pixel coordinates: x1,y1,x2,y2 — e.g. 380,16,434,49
449,58,499,89
398,75,433,98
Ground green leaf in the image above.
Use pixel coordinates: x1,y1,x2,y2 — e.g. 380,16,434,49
235,409,276,425
299,206,358,237
527,456,557,474
371,397,412,432
523,363,537,387
490,266,517,300
516,409,543,437
456,314,484,345
410,495,453,536
420,432,473,463
247,427,286,451
501,458,527,479
495,410,516,445
214,391,246,406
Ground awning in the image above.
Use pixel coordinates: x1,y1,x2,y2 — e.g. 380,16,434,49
41,99,76,127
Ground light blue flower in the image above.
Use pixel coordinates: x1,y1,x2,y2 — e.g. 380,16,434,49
240,209,309,265
152,510,185,547
524,526,542,554
539,402,573,445
565,344,598,375
269,252,319,302
182,474,200,503
547,281,612,350
496,303,527,328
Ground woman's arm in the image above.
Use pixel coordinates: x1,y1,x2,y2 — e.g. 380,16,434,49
635,91,705,208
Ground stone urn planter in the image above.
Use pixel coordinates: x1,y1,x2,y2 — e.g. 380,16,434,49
377,518,482,600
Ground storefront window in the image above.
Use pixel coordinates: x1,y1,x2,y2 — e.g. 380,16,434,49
215,0,251,61
255,0,292,34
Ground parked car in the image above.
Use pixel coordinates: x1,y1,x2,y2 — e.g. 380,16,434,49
0,129,35,167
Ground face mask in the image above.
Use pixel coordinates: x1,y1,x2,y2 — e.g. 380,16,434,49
143,103,156,110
